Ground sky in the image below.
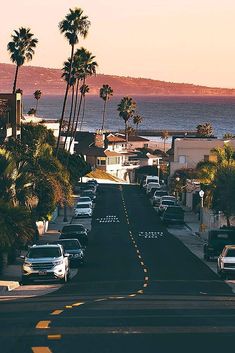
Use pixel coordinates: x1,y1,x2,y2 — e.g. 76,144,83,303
1,0,235,88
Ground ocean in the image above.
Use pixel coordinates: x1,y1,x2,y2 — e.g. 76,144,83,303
23,95,235,138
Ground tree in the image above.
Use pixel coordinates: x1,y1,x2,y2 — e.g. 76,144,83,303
223,133,234,139
7,27,38,93
133,114,143,135
99,84,113,130
79,84,89,131
212,166,235,226
28,108,36,115
34,90,42,112
117,97,136,141
161,130,169,153
0,201,35,251
56,7,90,153
196,123,213,137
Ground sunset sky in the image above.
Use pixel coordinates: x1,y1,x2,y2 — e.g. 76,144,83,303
1,0,235,88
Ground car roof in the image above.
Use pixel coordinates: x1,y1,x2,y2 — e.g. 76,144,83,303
30,244,61,249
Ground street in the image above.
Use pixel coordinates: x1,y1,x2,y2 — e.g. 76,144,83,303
0,184,235,353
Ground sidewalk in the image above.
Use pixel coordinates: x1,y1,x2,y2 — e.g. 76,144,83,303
0,209,75,294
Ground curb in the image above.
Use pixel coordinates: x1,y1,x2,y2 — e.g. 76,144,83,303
0,281,20,293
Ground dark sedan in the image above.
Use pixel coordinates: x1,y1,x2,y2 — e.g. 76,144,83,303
59,224,89,247
53,239,85,267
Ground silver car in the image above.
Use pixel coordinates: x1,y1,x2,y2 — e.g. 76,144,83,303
217,245,235,279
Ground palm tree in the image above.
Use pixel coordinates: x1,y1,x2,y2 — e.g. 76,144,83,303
133,114,143,135
79,84,90,131
99,85,113,130
196,123,213,137
7,27,38,93
117,97,136,141
68,48,97,153
161,130,169,153
56,7,90,153
34,90,42,112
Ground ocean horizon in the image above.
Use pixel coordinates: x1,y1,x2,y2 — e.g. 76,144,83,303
23,95,235,138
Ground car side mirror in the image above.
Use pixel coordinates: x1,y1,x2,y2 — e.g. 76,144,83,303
64,253,70,257
20,255,25,259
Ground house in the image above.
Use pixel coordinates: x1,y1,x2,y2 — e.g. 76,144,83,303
170,136,235,176
0,92,22,142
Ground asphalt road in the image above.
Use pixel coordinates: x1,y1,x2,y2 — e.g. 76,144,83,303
0,184,235,353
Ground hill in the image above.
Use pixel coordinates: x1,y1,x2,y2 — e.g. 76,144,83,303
1,63,235,96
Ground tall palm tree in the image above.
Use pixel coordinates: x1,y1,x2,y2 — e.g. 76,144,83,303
34,90,42,112
161,130,169,153
117,97,136,141
7,27,38,93
196,123,213,137
68,48,97,153
99,84,113,130
56,7,90,153
79,84,89,131
133,114,143,135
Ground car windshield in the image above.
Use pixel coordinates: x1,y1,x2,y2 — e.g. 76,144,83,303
62,225,85,233
225,249,235,257
162,200,175,206
76,204,90,208
57,240,81,250
78,197,91,202
28,247,61,258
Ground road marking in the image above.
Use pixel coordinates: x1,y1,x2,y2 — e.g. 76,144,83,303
31,348,52,353
137,290,144,294
50,310,63,315
48,335,61,340
135,245,138,248
145,277,149,281
129,294,136,297
144,268,148,273
65,305,73,309
136,250,140,254
140,261,144,266
143,283,148,288
72,302,85,307
138,255,142,259
36,321,51,329
94,298,107,302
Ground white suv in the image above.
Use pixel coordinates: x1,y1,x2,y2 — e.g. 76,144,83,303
21,244,70,284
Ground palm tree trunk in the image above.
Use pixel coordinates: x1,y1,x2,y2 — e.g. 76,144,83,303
35,99,39,112
12,65,19,94
101,100,107,130
125,121,128,143
63,85,75,150
56,44,75,154
79,95,86,131
164,138,166,153
67,91,83,155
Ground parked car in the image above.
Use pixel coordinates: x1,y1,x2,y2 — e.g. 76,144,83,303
152,190,169,206
81,190,96,201
204,227,235,261
161,206,184,224
21,244,70,284
53,239,85,267
76,196,93,208
146,182,161,194
217,245,235,279
86,179,98,191
158,198,177,215
74,203,93,218
143,175,160,189
59,224,89,247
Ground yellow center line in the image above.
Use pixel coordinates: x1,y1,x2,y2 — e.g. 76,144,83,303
135,245,138,248
31,347,52,353
94,298,107,302
145,277,149,281
137,290,144,294
36,321,51,329
65,305,73,309
144,268,148,273
50,310,63,316
129,294,136,297
48,335,61,340
72,302,85,307
138,255,142,259
144,283,148,288
140,261,144,266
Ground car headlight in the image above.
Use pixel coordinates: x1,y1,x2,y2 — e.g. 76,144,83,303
53,259,63,266
24,261,32,267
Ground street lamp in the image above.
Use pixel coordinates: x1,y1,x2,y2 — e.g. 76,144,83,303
199,189,205,232
175,176,180,201
157,164,160,180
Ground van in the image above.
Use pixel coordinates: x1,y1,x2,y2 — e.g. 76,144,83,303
143,175,160,189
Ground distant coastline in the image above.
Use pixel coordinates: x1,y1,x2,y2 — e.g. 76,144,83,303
1,63,235,96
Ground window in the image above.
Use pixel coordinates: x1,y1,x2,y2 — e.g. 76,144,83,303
179,155,186,163
97,158,106,166
144,143,148,148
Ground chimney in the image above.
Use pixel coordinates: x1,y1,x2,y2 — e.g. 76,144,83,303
94,132,104,148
